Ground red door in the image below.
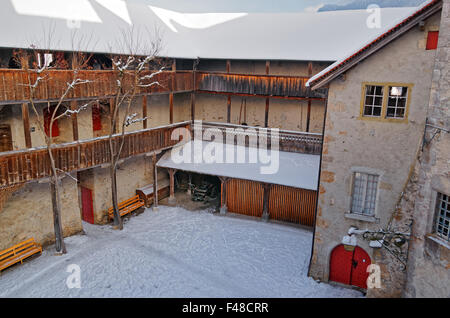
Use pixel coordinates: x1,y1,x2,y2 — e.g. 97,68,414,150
81,187,94,224
329,245,371,289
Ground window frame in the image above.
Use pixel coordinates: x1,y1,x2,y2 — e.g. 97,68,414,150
359,82,414,123
350,171,380,217
433,192,450,242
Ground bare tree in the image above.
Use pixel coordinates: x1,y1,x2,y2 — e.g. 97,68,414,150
17,30,98,253
108,28,165,230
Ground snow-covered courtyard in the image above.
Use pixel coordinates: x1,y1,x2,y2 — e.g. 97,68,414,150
0,206,362,298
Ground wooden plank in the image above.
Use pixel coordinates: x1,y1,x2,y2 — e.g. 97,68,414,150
21,103,32,148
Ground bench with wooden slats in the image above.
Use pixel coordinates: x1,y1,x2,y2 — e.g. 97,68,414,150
108,195,145,220
0,238,42,272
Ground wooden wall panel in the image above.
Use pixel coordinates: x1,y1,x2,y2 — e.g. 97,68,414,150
226,179,264,218
226,178,317,227
268,184,317,226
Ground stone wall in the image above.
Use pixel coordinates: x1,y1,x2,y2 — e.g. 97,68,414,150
0,176,82,250
309,11,442,297
404,0,450,298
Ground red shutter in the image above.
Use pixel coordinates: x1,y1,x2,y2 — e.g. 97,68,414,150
426,31,439,50
92,105,102,131
43,107,60,137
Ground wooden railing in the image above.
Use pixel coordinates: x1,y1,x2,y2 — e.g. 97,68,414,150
0,69,194,104
198,122,322,155
0,122,190,187
195,72,327,99
0,69,328,104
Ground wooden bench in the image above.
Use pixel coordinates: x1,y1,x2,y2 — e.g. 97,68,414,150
108,195,145,220
0,238,42,272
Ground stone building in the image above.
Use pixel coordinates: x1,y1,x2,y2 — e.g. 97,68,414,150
0,0,447,298
307,0,448,297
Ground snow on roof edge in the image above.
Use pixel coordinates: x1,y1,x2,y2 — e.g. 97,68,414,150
306,0,440,88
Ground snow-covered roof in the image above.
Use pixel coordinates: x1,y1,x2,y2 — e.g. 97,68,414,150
157,141,320,190
0,0,416,61
306,0,442,88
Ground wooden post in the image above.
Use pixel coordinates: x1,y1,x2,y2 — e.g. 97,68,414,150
226,60,231,73
306,62,313,132
219,177,229,214
169,93,174,124
191,92,196,122
21,103,32,148
109,98,117,134
152,153,158,210
265,61,270,128
168,168,176,204
227,95,231,123
262,183,272,221
142,95,148,129
70,100,79,141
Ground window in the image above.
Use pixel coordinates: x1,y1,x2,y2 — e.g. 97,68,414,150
351,172,379,216
363,85,384,117
360,83,412,121
434,192,450,241
426,31,439,50
386,86,408,118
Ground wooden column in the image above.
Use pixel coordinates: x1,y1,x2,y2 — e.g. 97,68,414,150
168,168,176,203
70,100,79,141
219,177,229,214
169,93,174,124
226,60,231,123
21,103,32,148
109,98,117,134
152,153,158,210
142,95,148,129
169,59,176,124
306,62,313,132
265,61,270,128
262,183,272,221
190,92,196,122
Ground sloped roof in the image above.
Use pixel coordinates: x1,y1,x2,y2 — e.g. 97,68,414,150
306,0,442,89
0,0,416,61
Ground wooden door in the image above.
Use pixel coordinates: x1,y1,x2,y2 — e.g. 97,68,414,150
0,125,13,152
329,245,371,289
81,187,94,224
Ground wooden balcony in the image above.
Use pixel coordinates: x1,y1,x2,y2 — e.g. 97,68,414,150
198,122,323,155
195,72,327,99
0,69,194,105
0,122,191,187
0,69,327,104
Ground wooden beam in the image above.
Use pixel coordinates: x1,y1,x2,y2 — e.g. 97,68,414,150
264,98,270,128
226,60,231,73
190,92,196,122
306,62,313,132
152,153,158,210
21,103,32,148
227,95,231,123
142,95,148,129
219,176,229,214
261,183,272,221
169,93,174,124
168,168,176,203
265,61,270,75
70,100,79,141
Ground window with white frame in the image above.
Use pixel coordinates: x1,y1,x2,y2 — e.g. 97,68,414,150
434,192,450,241
363,85,384,117
351,172,379,216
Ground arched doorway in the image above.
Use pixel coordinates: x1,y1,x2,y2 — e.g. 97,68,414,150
329,244,371,289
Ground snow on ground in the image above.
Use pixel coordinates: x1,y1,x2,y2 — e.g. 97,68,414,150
0,206,362,298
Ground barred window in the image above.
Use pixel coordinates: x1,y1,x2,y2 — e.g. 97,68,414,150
351,172,379,216
435,192,450,241
363,85,384,117
386,86,408,119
